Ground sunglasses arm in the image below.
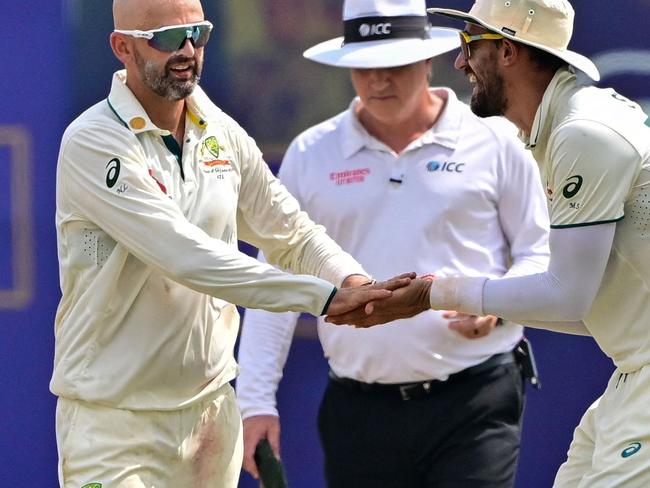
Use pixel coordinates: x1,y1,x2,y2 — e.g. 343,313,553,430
114,29,154,40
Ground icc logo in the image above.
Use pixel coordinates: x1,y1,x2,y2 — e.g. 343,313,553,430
427,161,465,173
359,23,392,37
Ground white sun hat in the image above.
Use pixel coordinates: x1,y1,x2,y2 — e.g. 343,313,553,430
303,0,460,69
428,0,600,81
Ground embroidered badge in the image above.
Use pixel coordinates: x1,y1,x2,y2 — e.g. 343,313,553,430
329,168,370,185
203,136,224,159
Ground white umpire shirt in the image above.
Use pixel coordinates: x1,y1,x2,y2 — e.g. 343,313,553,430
51,70,368,410
237,88,550,419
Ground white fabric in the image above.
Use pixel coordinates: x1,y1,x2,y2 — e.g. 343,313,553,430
236,88,550,419
553,366,650,487
303,29,460,69
57,384,242,488
343,0,428,19
484,224,614,321
51,70,368,410
485,68,650,372
428,275,487,316
303,0,460,69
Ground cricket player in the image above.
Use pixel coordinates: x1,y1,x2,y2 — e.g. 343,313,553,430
51,0,407,486
328,0,650,486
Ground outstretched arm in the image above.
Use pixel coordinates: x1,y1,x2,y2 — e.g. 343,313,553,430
326,224,614,329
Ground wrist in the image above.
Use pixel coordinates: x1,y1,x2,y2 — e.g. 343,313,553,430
341,274,373,288
429,276,487,314
418,279,433,310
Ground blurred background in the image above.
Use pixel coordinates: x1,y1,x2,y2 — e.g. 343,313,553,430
1,0,649,486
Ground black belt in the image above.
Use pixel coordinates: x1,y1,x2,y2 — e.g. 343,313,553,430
328,351,515,401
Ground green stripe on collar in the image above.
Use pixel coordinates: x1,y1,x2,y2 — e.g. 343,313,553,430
106,98,128,129
161,134,185,180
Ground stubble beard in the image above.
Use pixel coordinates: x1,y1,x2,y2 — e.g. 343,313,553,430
134,50,203,101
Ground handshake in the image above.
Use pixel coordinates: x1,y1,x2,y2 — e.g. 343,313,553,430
323,272,434,327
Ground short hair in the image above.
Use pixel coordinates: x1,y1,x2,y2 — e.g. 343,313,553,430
522,44,568,72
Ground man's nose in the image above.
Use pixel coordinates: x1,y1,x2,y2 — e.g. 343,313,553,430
454,51,467,71
368,69,390,87
177,36,197,56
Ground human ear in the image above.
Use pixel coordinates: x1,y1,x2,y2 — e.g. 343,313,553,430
110,32,133,64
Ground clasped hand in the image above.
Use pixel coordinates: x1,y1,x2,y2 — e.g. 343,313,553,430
325,273,432,327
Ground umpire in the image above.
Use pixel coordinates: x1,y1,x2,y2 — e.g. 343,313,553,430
237,0,549,487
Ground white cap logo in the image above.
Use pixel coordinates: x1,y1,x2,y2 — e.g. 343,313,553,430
359,23,392,37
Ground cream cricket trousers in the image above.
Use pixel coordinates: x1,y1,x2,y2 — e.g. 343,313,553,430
554,365,650,487
56,383,243,488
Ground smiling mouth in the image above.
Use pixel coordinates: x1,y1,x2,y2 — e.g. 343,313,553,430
168,65,195,79
465,69,477,84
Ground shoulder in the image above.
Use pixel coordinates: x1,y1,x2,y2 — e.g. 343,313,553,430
279,110,349,180
60,100,138,158
471,114,522,150
448,95,522,147
190,86,252,144
552,118,632,151
553,87,649,154
290,109,348,153
452,100,530,164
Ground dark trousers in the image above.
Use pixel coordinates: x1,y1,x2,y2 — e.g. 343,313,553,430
318,362,524,488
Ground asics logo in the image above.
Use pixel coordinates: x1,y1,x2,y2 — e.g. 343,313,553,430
621,442,642,458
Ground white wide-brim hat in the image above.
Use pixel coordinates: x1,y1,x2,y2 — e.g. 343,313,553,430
304,0,460,69
428,0,600,81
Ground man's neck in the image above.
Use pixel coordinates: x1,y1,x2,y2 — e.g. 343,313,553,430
127,77,187,144
503,70,555,137
357,89,446,154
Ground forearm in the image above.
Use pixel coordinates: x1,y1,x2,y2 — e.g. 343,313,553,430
430,224,615,323
237,308,300,418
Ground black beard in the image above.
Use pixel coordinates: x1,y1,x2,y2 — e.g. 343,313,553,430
468,68,507,118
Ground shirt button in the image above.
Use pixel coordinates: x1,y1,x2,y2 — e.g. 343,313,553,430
129,117,146,130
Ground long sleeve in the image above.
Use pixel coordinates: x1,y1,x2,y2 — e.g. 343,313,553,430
495,135,550,278
59,123,336,315
236,253,302,418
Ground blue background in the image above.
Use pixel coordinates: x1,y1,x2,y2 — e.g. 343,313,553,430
1,1,648,487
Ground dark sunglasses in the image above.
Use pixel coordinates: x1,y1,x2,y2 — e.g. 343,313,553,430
114,21,213,52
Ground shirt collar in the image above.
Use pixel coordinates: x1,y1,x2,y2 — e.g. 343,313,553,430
340,87,463,159
106,69,209,135
523,66,577,149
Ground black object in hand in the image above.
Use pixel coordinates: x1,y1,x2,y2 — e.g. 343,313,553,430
254,438,289,488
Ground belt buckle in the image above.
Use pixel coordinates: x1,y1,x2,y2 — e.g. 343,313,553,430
398,384,412,401
398,382,431,401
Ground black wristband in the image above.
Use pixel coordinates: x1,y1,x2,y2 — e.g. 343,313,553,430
321,287,338,315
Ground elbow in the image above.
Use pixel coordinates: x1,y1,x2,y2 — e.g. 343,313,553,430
163,255,206,284
555,297,592,322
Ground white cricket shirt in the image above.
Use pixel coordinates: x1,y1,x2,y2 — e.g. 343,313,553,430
237,89,550,418
523,68,650,372
51,71,367,410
